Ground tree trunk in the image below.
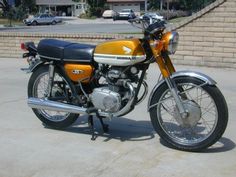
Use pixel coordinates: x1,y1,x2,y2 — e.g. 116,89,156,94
160,0,163,10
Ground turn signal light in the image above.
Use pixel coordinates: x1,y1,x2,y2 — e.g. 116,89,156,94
21,43,27,51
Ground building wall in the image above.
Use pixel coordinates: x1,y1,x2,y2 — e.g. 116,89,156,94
170,0,236,68
0,33,134,58
36,0,87,16
36,0,75,5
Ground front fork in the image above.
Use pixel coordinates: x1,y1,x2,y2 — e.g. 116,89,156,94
47,62,55,98
156,54,188,119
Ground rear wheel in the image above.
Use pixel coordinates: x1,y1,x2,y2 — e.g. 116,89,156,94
149,77,228,151
51,21,56,25
32,21,37,26
28,65,78,129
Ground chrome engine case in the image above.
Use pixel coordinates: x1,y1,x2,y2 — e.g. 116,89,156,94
90,87,121,113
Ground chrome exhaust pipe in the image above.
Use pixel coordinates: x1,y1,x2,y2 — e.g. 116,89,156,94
28,97,88,114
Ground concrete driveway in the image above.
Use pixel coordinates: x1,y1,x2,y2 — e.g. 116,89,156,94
0,58,235,177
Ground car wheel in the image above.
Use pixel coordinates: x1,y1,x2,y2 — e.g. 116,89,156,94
51,21,56,25
32,21,37,26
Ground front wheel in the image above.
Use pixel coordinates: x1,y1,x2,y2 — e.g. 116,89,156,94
149,76,228,151
51,21,56,25
28,65,78,129
31,21,37,26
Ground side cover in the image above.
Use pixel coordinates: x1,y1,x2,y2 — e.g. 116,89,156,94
94,38,146,66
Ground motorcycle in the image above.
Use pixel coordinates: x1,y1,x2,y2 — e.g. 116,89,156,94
21,17,228,151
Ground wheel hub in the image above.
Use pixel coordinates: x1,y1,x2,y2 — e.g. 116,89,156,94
174,100,201,128
51,86,64,97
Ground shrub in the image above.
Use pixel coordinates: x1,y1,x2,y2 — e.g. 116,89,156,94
14,5,27,20
78,13,96,19
158,10,190,20
0,10,3,18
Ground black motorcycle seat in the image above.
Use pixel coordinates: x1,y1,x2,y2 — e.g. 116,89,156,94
37,39,95,63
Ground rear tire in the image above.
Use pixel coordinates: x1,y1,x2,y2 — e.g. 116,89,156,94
149,77,228,151
28,65,78,129
51,21,56,25
32,21,37,26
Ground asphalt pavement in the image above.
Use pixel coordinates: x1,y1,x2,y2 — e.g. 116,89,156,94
0,58,236,177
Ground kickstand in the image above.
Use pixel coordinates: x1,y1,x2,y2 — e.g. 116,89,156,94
97,115,109,133
88,115,96,140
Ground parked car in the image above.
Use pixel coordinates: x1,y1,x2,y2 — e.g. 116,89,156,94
113,9,136,21
23,14,62,26
140,12,164,23
102,10,119,19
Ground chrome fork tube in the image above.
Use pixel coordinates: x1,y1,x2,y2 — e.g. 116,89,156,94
47,63,55,97
165,77,187,119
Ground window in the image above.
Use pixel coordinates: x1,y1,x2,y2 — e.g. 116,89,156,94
76,4,82,9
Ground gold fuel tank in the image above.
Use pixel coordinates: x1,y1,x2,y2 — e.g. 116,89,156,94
64,64,94,83
94,38,146,66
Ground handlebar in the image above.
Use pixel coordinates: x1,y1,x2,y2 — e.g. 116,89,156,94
128,15,166,35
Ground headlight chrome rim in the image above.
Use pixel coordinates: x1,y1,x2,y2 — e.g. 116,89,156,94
167,31,179,55
162,31,179,55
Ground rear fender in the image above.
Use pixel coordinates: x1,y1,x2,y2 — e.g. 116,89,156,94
147,70,217,111
30,60,45,72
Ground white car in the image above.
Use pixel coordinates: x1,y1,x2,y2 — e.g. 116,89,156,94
23,14,62,26
113,9,136,20
140,12,164,22
102,10,118,18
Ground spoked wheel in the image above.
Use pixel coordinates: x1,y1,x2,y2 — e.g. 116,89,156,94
28,65,78,129
149,76,228,151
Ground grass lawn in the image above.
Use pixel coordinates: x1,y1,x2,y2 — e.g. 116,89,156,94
0,18,23,26
168,16,188,23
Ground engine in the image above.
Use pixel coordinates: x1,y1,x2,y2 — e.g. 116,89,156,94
90,87,121,113
90,66,140,113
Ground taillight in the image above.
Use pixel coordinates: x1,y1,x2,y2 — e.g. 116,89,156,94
21,43,27,51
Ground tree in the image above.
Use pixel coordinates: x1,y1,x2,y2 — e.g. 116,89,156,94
179,0,216,12
18,0,36,13
0,0,10,14
148,0,160,10
73,0,106,17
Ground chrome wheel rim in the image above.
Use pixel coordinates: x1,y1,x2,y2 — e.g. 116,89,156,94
32,71,70,122
157,82,218,145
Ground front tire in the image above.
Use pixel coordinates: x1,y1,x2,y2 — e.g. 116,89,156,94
32,21,37,26
28,65,78,129
51,21,56,25
149,76,228,151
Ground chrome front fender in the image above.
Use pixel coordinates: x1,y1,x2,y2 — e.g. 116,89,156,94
147,70,217,111
172,70,216,85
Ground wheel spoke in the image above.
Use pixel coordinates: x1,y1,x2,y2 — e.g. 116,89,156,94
156,81,218,145
32,71,71,122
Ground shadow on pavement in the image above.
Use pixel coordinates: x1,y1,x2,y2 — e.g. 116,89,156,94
44,115,235,152
203,137,236,153
159,137,235,153
57,115,156,142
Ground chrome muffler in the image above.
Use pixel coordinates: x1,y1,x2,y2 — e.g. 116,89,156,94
28,81,135,117
28,97,88,114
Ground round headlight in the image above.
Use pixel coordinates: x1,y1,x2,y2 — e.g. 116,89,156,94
163,31,179,55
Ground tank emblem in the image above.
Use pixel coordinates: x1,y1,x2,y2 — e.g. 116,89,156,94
72,70,84,75
123,46,132,54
